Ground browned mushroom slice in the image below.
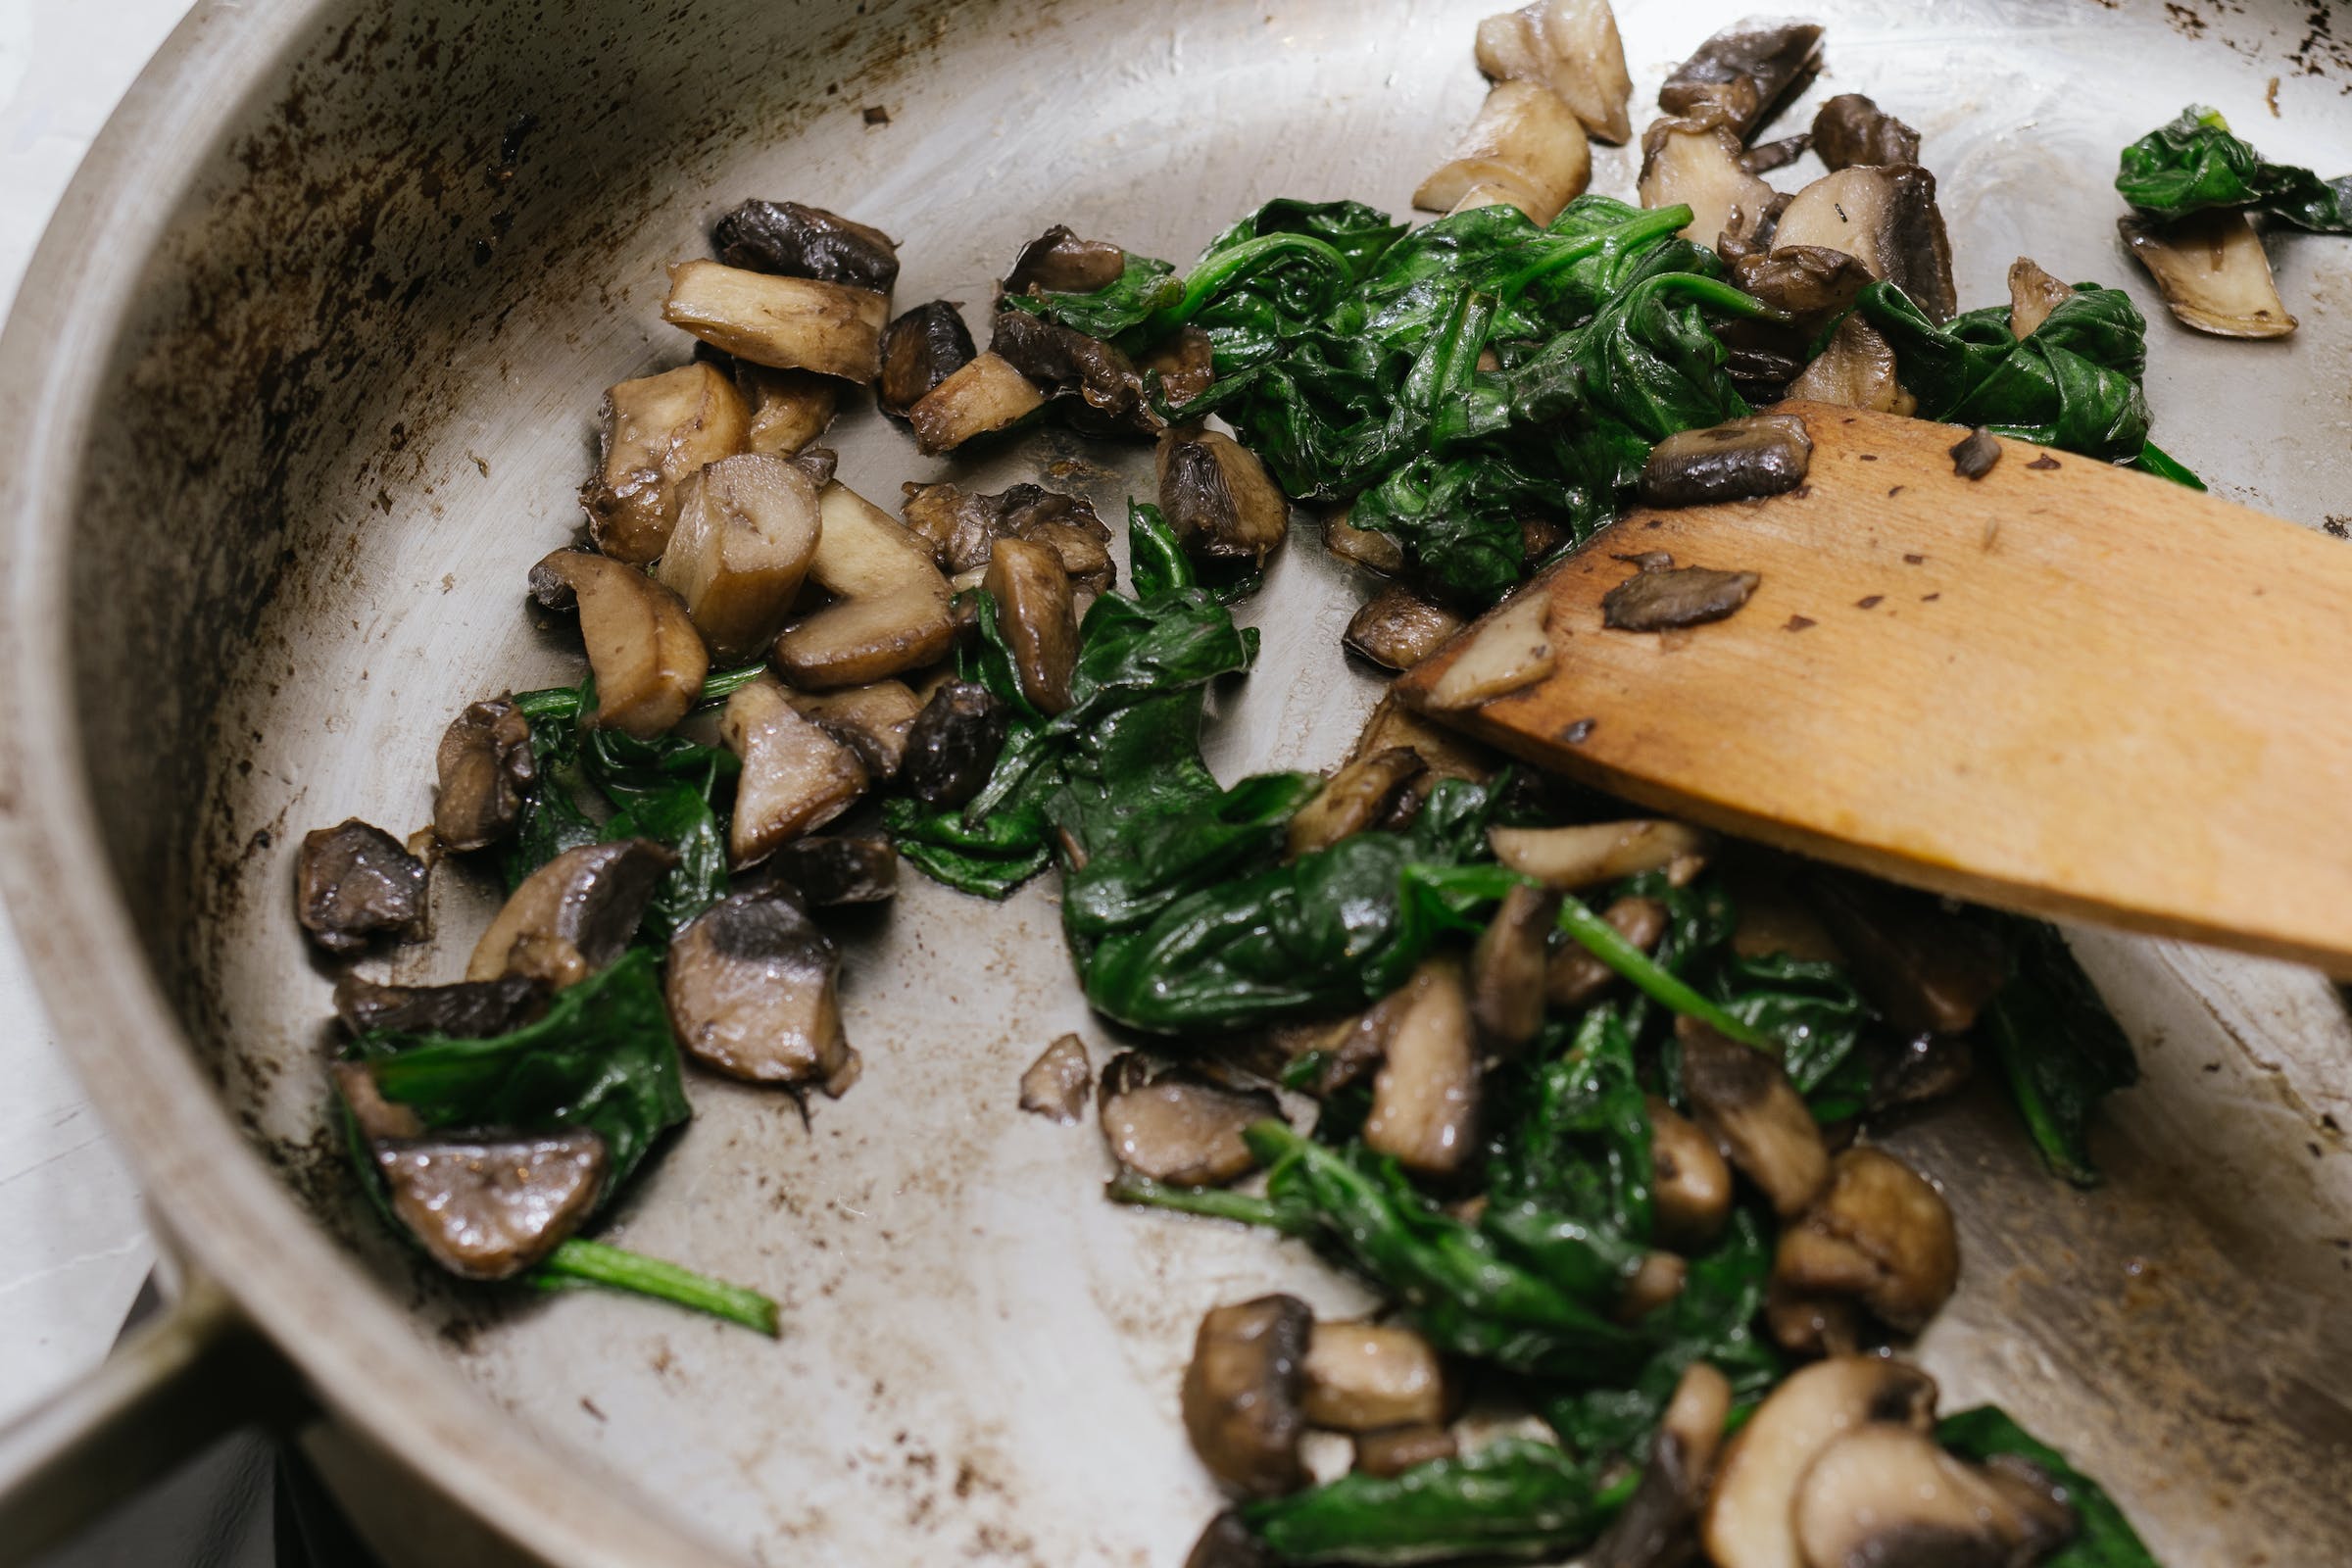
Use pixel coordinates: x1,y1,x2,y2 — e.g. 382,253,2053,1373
1647,1095,1734,1249
1345,586,1465,672
1739,132,1811,174
1157,427,1291,566
1421,589,1555,710
901,680,1010,808
1775,167,1957,322
1004,224,1129,296
786,679,923,781
1640,414,1812,508
1141,324,1217,407
1286,748,1427,859
1350,692,1498,785
1701,1355,1939,1568
527,549,710,739
1548,895,1671,1008
1800,873,2004,1036
1616,1250,1689,1323
757,834,899,907
1658,20,1824,139
663,260,888,382
720,674,867,863
1492,819,1711,890
1324,508,1406,575
1774,1147,1960,1339
2119,210,2297,339
1363,956,1479,1177
579,362,751,564
1786,315,1918,415
1023,517,1117,596
297,820,428,956
1793,1427,2077,1568
734,364,839,458
1182,1295,1314,1497
1351,1424,1459,1479
1638,115,1778,250
1099,1053,1281,1186
665,888,858,1092
992,309,1153,432
653,453,820,663
901,480,1113,579
1589,1361,1735,1568
466,839,676,988
1470,882,1560,1049
906,351,1047,454
2007,257,2077,340
1677,1016,1831,1218
710,199,900,292
1473,0,1633,143
1731,246,1876,322
1602,564,1759,632
876,300,977,417
434,698,536,854
374,1129,609,1281
1809,93,1921,171
1415,81,1592,225
772,482,956,688
332,972,547,1038
1950,426,2001,480
982,536,1080,714
1019,1033,1092,1124
1298,1322,1447,1431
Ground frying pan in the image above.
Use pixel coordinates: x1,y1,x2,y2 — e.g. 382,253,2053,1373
0,0,2345,1562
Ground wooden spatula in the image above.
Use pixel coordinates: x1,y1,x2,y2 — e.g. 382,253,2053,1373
1393,400,2352,975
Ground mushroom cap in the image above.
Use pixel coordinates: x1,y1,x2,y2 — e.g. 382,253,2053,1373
1702,1356,1939,1568
663,887,855,1090
433,698,537,853
297,819,429,956
1792,1425,2076,1568
1181,1295,1315,1497
1099,1054,1280,1186
374,1129,610,1281
1777,1148,1961,1335
466,839,676,989
1676,1015,1833,1219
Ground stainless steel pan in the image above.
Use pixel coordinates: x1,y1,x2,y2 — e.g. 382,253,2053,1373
0,0,2346,1562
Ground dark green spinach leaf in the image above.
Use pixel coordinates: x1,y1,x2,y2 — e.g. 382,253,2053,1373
1237,1438,1617,1566
1938,1406,2162,1567
2117,106,2352,234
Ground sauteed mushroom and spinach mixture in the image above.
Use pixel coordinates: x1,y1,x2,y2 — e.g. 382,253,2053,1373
292,6,2352,1563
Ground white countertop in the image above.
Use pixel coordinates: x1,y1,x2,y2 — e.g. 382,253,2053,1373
0,0,199,1432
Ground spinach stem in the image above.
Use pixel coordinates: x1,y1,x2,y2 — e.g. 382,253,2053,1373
514,662,766,723
1107,1168,1308,1233
535,1239,781,1336
1553,895,1775,1050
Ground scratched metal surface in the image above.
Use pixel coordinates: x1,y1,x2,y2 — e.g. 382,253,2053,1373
0,0,2347,1562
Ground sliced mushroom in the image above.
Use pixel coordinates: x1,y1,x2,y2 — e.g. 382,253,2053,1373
1641,414,1813,507
579,363,751,564
720,674,868,863
1182,1295,1314,1496
1363,956,1480,1177
760,834,899,906
901,680,1010,808
1019,1033,1092,1124
784,443,838,489
1950,427,2001,480
1100,1053,1281,1186
1004,225,1129,296
1792,1426,2076,1568
2119,209,2297,339
1473,0,1634,143
902,480,1112,579
433,698,536,853
772,482,956,688
992,309,1153,433
1786,315,1917,415
1470,882,1560,1049
1676,1016,1831,1218
1740,132,1812,174
2006,257,2076,341
333,1061,424,1142
1325,509,1406,575
1639,115,1778,251
1774,167,1957,322
526,549,709,739
1617,1250,1689,1322
1809,93,1921,172
786,679,924,782
1421,588,1554,710
877,300,977,417
296,820,428,956
1286,748,1427,860
652,453,820,663
1352,1424,1459,1479
1350,690,1498,784
662,260,888,382
1801,874,2004,1037
1298,1322,1447,1432
1732,247,1877,323
1647,1096,1734,1249
1492,819,1711,890
466,839,675,988
1548,895,1671,1008
1602,564,1759,631
1701,1355,1939,1568
1588,1361,1734,1568
734,364,839,458
906,352,1049,454
1658,19,1824,139
1774,1147,1960,1338
665,887,858,1092
1141,324,1217,407
983,536,1080,714
710,199,900,292
1415,80,1592,225
1157,426,1291,566
1345,586,1465,672
1867,1032,1975,1114
332,972,547,1038
374,1130,609,1281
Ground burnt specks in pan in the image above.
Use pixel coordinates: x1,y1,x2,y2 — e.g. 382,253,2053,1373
1602,564,1760,632
1950,427,2001,479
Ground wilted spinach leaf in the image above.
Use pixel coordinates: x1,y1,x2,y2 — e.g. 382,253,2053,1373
1002,248,1182,344
2117,105,2352,234
1237,1438,1614,1566
1939,1405,2162,1567
1976,916,2139,1187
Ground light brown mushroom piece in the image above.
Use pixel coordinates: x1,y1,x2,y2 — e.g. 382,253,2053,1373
2119,209,2298,339
373,1130,609,1281
1019,1033,1092,1124
1286,749,1428,860
1100,1054,1281,1187
1324,509,1406,575
1548,895,1671,1009
1492,819,1711,891
1676,1015,1831,1219
1363,956,1480,1177
982,536,1080,714
1774,1147,1960,1343
466,839,676,989
1638,114,1778,251
1774,167,1957,322
1793,1426,2077,1568
664,888,858,1093
1352,1425,1459,1479
527,549,710,740
579,363,751,564
434,698,536,854
1182,1295,1314,1497
1602,564,1760,632
1157,427,1291,567
2007,257,2077,340
1587,1361,1734,1568
1345,586,1465,672
1004,224,1129,295
786,679,924,782
1809,92,1922,171
1415,80,1592,225
1786,315,1918,415
1701,1355,1939,1568
662,259,887,381
1640,414,1813,508
1474,0,1633,143
734,364,838,458
720,674,868,864
1349,691,1499,786
906,351,1048,454
1298,1322,1448,1432
1141,324,1218,407
1470,882,1560,1050
772,482,956,688
1647,1095,1734,1250
297,819,429,956
1616,1250,1689,1322
1658,19,1825,139
1420,588,1554,711
654,452,821,663
1732,246,1878,324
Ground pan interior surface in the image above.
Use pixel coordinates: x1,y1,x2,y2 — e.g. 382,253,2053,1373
18,0,2350,1560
